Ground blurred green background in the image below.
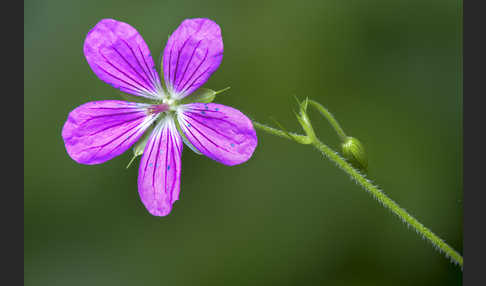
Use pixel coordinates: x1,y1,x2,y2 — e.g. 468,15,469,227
24,0,462,285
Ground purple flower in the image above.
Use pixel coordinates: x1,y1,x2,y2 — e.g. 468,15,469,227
62,18,257,216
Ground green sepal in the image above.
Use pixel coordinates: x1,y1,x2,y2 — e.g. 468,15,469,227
126,125,154,168
179,87,231,105
179,88,217,104
295,97,317,141
341,136,368,172
158,48,169,93
119,92,158,104
174,117,202,155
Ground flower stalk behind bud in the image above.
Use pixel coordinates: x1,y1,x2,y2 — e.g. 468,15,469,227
308,99,347,141
251,98,463,269
307,99,368,172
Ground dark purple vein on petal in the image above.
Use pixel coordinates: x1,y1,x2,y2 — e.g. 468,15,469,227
108,123,149,156
95,63,147,95
121,39,157,90
173,37,191,89
181,121,209,154
87,119,146,159
175,20,205,91
87,106,142,111
83,119,142,150
164,130,170,198
138,45,159,88
120,86,155,97
186,112,240,130
183,113,234,141
152,126,164,190
121,38,155,86
174,136,182,159
185,108,219,113
99,50,151,93
86,115,146,136
170,133,182,203
142,126,158,183
186,121,232,153
112,45,154,91
178,49,209,95
169,132,177,204
84,110,142,121
179,65,211,96
175,40,202,90
168,47,173,88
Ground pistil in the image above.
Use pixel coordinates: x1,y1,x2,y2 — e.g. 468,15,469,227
148,103,170,115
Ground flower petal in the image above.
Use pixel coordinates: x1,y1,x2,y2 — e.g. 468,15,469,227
163,18,223,98
62,100,157,165
177,103,257,166
138,118,183,216
84,19,162,99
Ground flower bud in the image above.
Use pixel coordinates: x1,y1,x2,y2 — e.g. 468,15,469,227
341,137,368,172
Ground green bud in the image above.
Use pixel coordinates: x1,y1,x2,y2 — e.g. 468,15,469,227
341,137,368,172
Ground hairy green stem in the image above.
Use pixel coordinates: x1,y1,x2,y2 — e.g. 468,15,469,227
252,121,308,142
252,121,463,268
